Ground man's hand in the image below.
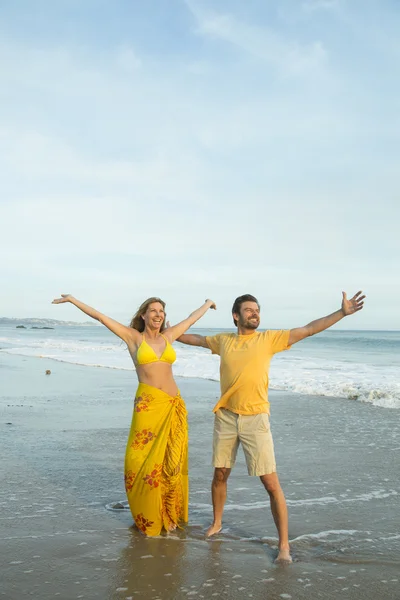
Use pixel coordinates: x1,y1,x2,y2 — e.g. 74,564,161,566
289,289,366,345
341,291,365,316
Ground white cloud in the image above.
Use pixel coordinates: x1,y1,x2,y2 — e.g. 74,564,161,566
185,0,327,75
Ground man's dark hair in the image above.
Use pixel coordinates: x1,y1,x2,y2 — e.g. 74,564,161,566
231,294,260,326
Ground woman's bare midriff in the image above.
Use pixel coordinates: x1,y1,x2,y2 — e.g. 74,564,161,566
135,362,179,397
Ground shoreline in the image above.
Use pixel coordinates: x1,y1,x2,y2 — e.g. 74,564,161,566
1,350,397,412
2,325,399,411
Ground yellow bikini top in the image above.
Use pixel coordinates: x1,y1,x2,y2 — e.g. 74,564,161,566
136,333,176,366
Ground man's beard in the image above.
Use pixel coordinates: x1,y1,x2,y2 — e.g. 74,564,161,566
239,317,259,330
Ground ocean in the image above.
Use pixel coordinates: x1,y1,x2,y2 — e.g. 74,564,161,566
1,324,399,410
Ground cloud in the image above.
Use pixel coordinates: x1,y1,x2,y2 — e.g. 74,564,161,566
185,0,327,76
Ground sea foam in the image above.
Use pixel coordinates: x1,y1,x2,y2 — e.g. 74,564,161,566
1,329,399,409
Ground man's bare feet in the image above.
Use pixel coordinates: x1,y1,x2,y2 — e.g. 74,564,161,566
274,547,293,564
205,523,222,538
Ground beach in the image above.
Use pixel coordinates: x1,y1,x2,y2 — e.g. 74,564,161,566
1,351,399,600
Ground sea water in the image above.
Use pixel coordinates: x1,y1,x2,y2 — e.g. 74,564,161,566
1,324,399,409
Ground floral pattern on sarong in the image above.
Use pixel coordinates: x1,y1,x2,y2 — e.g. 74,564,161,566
143,464,162,489
131,429,157,450
169,394,181,406
135,513,154,533
125,383,188,536
134,392,153,412
124,470,136,492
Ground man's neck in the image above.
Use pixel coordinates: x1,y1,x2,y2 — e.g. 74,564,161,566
236,327,257,336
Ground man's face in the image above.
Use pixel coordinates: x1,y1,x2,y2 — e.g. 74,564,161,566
234,301,260,329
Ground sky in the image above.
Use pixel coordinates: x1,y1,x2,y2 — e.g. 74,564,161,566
0,0,399,329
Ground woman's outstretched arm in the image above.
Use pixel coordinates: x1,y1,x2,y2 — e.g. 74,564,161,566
164,299,216,342
52,294,139,345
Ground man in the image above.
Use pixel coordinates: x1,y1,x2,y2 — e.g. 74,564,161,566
178,290,365,563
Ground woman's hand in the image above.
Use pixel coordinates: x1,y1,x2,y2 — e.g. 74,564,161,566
206,299,217,310
165,299,216,341
52,294,74,304
51,294,139,344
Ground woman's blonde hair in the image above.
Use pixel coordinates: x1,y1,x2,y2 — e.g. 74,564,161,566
129,297,166,332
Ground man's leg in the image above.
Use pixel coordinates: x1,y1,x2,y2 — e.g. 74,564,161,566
207,408,239,537
206,467,231,537
239,413,292,562
260,471,292,563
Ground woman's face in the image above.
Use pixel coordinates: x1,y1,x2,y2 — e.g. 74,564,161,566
142,302,165,331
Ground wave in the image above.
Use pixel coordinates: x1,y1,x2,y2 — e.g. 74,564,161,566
190,489,398,512
1,334,399,410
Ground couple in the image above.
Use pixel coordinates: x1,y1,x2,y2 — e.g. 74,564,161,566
53,289,364,562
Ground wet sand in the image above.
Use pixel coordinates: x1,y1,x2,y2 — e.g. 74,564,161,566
1,353,399,599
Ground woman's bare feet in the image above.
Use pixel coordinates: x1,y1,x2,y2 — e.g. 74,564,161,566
274,547,292,564
205,523,222,538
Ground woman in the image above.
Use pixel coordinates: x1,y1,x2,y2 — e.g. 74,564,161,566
52,294,216,535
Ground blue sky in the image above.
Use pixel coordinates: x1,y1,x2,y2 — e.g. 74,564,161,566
1,0,399,329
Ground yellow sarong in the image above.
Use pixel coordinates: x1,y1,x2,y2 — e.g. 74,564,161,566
124,383,188,536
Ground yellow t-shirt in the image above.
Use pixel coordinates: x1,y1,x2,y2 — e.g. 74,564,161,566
206,330,291,415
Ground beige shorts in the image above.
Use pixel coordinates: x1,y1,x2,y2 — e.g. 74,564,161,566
213,408,276,476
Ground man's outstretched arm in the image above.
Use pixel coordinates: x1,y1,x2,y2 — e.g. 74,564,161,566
177,333,210,348
288,291,366,346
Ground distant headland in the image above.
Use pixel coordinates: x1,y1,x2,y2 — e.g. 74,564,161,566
0,317,98,327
